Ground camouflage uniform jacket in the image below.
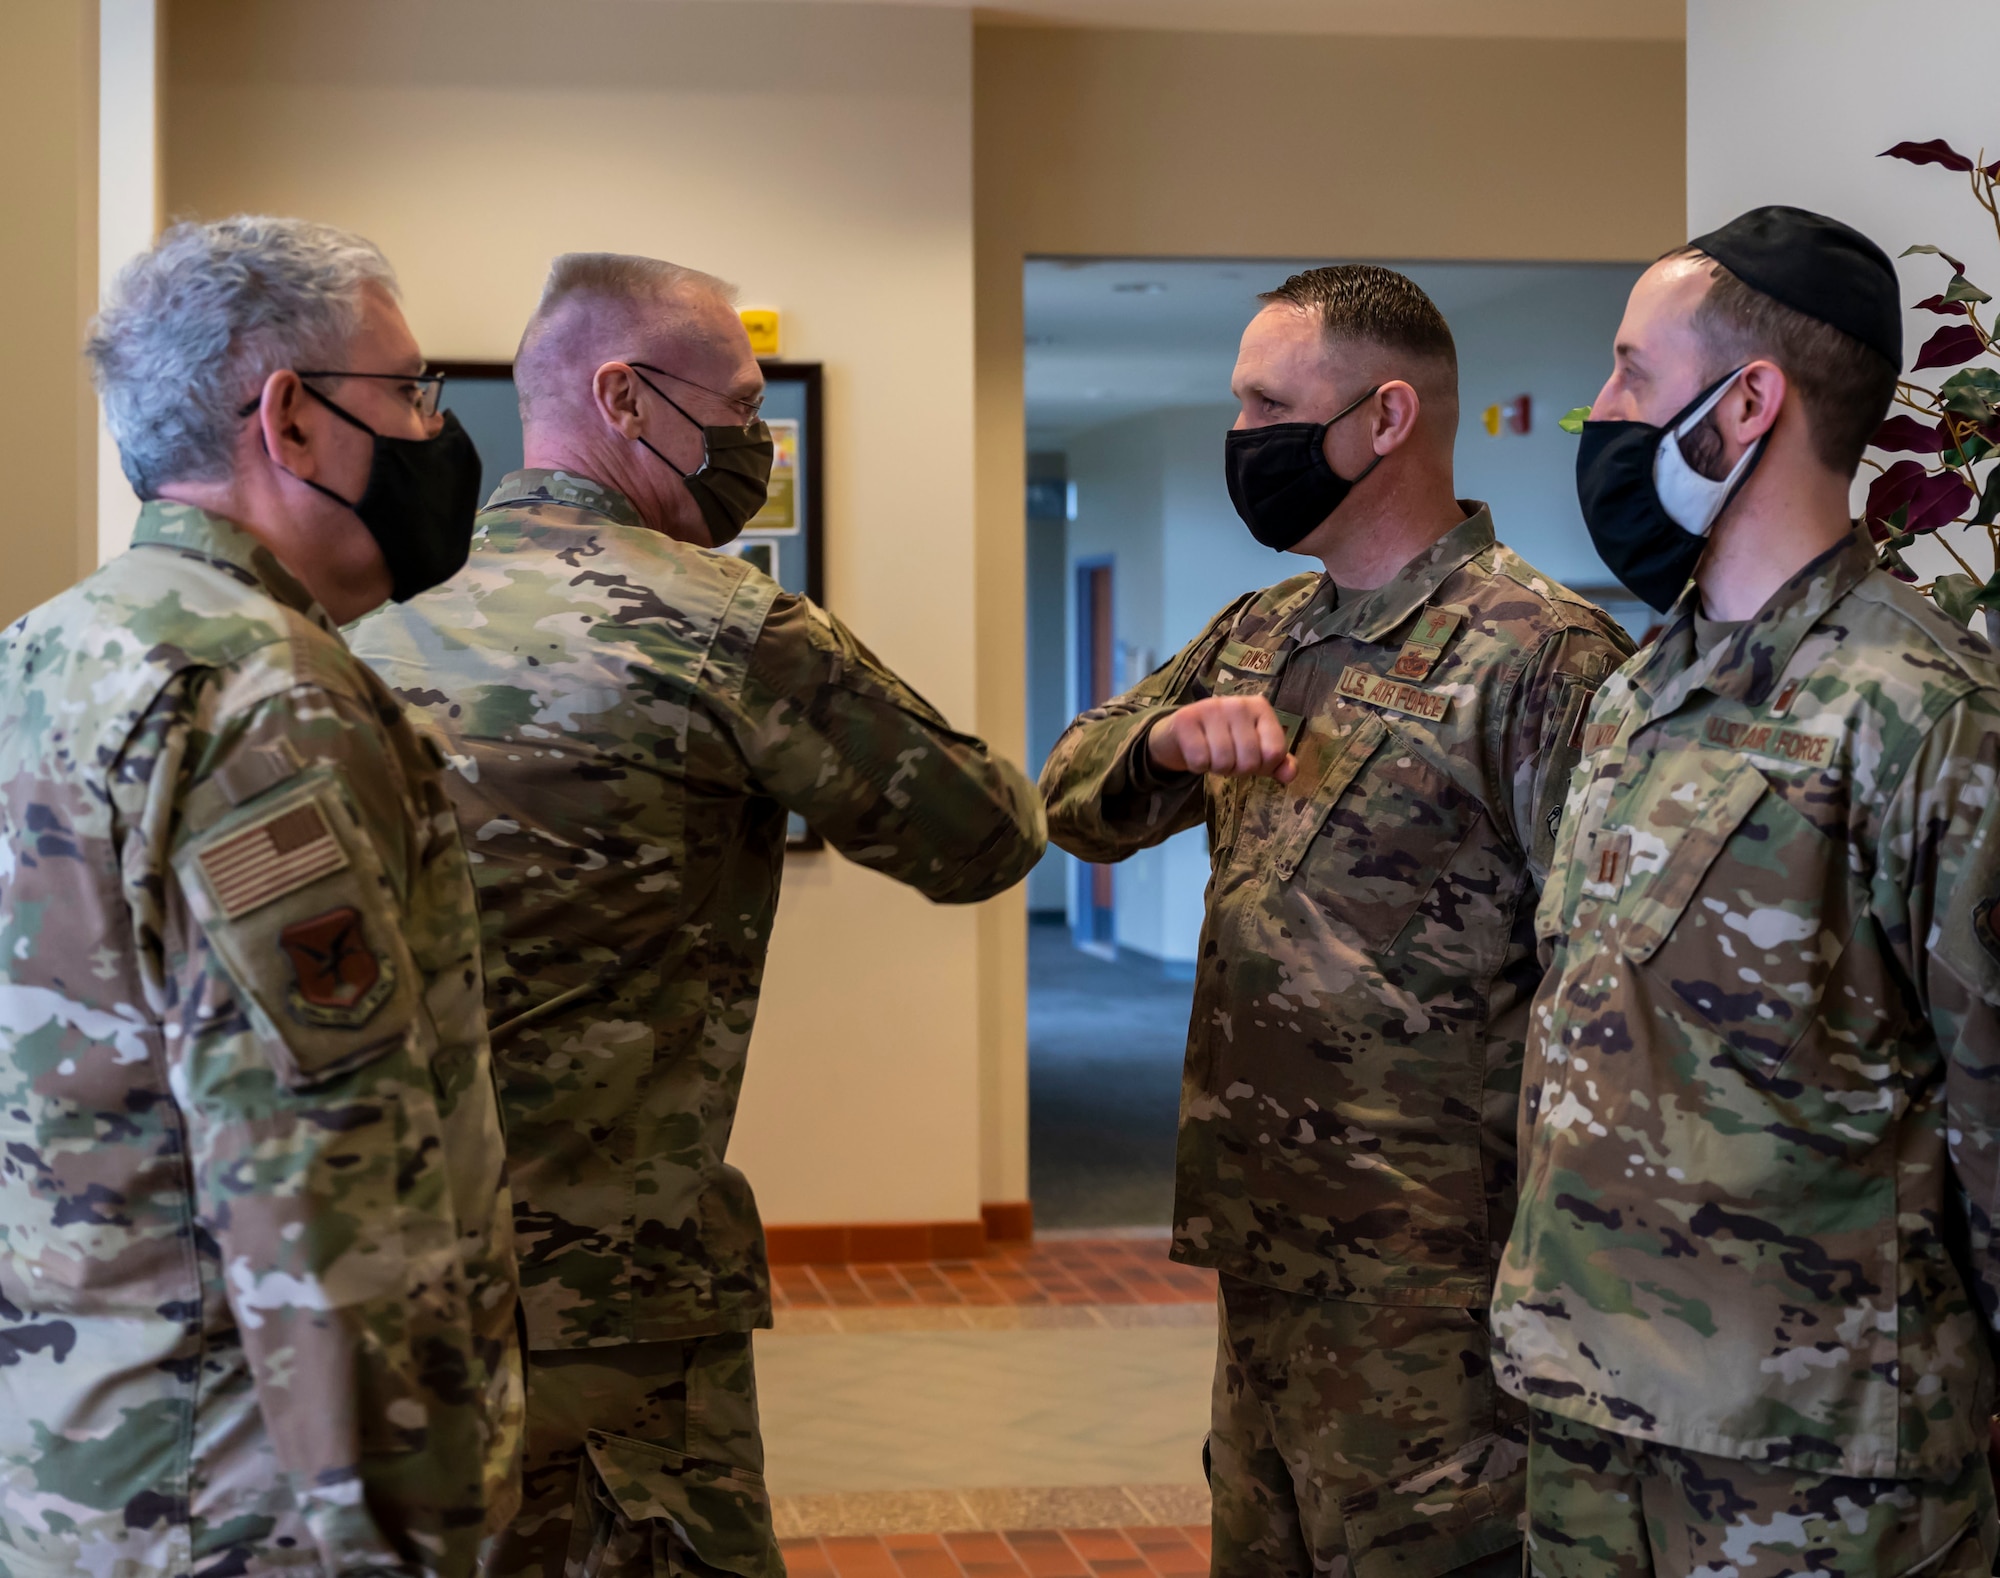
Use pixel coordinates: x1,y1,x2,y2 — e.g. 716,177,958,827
351,470,1045,1349
1492,528,2000,1479
1042,507,1632,1302
0,503,523,1577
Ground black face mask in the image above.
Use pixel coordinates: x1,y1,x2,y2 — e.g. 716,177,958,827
628,364,774,548
292,386,483,602
1575,367,1767,613
1224,384,1383,551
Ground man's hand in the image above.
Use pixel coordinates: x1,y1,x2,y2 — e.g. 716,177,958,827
1148,696,1297,783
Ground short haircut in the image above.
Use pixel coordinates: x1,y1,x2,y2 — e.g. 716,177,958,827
1259,265,1459,400
1670,245,1898,475
514,253,736,420
87,216,398,498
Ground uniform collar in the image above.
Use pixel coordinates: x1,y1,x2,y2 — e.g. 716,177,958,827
483,468,646,530
1299,503,1495,647
1628,523,1877,719
129,500,327,625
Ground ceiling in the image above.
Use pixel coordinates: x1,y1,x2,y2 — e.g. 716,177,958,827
1023,257,1635,447
737,0,1683,40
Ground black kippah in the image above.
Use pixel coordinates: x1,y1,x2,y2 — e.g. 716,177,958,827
1689,205,1903,368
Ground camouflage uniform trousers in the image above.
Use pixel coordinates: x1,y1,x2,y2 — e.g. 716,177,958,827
482,1335,784,1578
1524,1409,1998,1577
1210,1274,1526,1578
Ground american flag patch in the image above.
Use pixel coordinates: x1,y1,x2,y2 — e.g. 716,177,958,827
196,801,348,920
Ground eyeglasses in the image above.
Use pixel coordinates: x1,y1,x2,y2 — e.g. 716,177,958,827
295,368,448,419
627,361,763,426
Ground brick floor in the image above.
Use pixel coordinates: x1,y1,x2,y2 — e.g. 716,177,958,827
782,1526,1210,1577
772,1237,1216,1311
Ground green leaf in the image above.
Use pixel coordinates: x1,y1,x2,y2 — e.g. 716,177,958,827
1946,273,1994,305
1934,571,1981,624
1939,367,2000,421
1558,406,1591,435
1976,462,2000,527
1904,242,1970,273
1976,565,2000,609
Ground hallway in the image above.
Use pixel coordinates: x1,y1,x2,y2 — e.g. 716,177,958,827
1027,921,1194,1230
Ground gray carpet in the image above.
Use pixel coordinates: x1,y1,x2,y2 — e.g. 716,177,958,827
1028,918,1193,1230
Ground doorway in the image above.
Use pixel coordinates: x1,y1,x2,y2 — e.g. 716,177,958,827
1073,557,1116,954
1020,254,1651,1233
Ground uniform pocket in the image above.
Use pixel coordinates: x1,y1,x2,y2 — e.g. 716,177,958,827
1619,762,1850,1068
1338,1427,1525,1578
1288,718,1474,951
569,1429,781,1578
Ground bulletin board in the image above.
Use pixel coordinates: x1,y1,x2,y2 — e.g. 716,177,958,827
431,358,825,607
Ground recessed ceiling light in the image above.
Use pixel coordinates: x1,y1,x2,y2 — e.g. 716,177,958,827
1112,282,1166,295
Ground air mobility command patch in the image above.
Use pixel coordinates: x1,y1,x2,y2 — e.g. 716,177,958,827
280,905,396,1028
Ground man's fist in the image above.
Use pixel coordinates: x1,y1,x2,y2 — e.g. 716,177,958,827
1148,695,1297,782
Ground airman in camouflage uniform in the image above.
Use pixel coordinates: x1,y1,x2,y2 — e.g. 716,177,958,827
1494,213,2000,1575
0,220,522,1576
1042,266,1632,1578
352,254,1045,1578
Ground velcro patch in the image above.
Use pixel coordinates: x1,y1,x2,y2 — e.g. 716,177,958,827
1703,716,1837,766
1336,665,1451,723
196,801,348,919
1387,607,1464,681
1581,721,1622,753
280,905,395,1029
1218,641,1277,674
1975,898,2000,968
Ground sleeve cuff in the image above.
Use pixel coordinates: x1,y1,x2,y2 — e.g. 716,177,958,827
1124,713,1197,794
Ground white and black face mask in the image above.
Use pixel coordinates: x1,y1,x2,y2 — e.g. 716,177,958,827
1575,367,1767,612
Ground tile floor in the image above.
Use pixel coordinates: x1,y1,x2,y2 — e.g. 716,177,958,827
780,1525,1211,1577
772,1235,1216,1313
760,1235,1217,1553
759,1325,1214,1494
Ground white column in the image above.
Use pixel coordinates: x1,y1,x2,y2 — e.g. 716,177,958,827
97,0,158,564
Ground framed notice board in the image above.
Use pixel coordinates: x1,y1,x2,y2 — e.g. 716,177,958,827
431,357,827,847
431,359,824,607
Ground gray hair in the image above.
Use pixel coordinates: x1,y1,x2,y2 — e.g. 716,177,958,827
514,253,736,422
86,216,399,497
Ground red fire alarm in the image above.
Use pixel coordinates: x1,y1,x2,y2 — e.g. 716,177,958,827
1504,394,1531,435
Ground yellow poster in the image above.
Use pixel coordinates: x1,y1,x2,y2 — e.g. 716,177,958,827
746,418,798,535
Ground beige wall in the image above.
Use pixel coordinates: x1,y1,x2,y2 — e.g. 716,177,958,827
146,3,1685,1233
970,25,1685,1213
167,0,988,1228
0,2,98,626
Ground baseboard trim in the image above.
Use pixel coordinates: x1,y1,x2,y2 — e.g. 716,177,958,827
764,1203,1035,1265
981,1200,1034,1243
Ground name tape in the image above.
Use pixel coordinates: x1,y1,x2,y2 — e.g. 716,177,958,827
1703,715,1836,765
1337,665,1451,722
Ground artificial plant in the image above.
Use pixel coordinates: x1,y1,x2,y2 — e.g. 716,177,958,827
1864,138,2000,626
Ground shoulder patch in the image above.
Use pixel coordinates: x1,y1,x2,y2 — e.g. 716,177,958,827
195,800,348,919
176,775,419,1088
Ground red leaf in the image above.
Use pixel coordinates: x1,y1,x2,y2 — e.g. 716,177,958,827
1873,415,1948,453
1987,160,2000,180
1915,294,1970,317
1881,138,1976,172
1866,458,1927,527
1913,324,1988,370
1906,470,1975,533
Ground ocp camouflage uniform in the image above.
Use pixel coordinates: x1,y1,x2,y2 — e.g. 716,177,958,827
352,470,1046,1578
1493,528,2000,1576
1041,507,1632,1577
0,502,524,1577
